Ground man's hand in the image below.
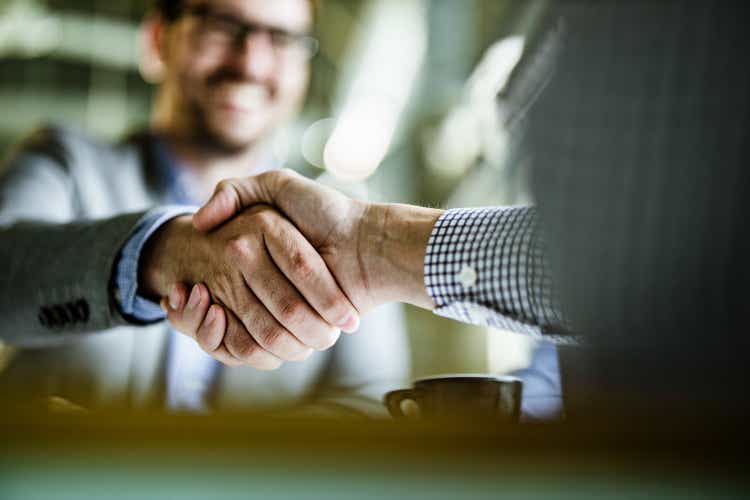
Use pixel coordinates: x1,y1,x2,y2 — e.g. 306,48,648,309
139,204,359,369
192,170,444,314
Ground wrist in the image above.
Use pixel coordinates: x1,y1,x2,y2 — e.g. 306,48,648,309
360,203,443,309
138,215,194,299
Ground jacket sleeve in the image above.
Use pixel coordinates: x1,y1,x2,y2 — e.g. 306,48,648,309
424,206,577,344
0,128,148,346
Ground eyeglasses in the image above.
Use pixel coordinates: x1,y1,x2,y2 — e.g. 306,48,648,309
180,4,319,60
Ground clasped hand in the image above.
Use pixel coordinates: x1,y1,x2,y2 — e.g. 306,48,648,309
141,194,361,369
148,169,441,370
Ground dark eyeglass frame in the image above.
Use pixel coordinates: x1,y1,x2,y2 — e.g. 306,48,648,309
179,4,319,58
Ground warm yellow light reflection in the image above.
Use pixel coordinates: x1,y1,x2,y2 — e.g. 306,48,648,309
323,0,427,182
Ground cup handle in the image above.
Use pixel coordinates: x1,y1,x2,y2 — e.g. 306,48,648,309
497,380,523,422
384,389,418,419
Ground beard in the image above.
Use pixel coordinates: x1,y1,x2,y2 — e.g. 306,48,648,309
190,105,268,155
182,70,279,155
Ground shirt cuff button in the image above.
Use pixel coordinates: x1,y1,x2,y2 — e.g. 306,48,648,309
457,266,478,288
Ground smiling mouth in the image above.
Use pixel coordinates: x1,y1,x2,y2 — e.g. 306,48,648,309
214,85,271,114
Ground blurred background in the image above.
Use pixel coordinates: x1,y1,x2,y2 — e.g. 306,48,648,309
3,2,750,498
0,0,549,379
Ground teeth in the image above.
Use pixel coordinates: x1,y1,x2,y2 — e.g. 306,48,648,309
220,85,269,110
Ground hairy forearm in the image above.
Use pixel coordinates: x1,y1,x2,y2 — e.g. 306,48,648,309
140,201,444,317
360,203,443,310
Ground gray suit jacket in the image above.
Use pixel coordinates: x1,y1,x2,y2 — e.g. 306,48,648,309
0,126,409,412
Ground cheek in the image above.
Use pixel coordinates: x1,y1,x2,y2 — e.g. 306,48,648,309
174,49,225,96
182,59,219,89
167,31,212,92
277,66,310,109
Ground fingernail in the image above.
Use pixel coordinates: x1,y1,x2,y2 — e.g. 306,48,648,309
169,285,180,310
187,285,201,310
160,299,168,313
339,313,360,334
205,306,216,326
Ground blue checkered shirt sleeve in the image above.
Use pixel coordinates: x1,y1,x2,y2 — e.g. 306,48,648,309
424,207,576,344
114,205,197,322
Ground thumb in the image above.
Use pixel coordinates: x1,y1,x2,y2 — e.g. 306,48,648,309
193,177,268,231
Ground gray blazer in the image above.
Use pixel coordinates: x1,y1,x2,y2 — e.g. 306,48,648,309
0,126,409,412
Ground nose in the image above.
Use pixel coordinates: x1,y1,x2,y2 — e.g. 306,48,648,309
232,31,275,81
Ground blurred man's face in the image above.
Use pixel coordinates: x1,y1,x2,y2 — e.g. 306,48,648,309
161,0,313,151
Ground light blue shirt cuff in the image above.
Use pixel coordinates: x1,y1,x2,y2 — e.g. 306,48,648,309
115,205,198,323
511,341,563,421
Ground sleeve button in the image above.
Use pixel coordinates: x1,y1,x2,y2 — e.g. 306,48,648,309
39,306,58,329
53,305,70,326
457,266,478,288
38,308,51,327
76,299,90,322
67,302,82,323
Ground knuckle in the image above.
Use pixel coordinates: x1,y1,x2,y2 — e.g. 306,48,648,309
277,168,296,181
216,179,234,193
227,238,249,256
226,237,246,256
257,325,304,361
243,200,272,217
236,338,261,362
268,170,287,182
277,299,306,326
321,296,347,320
226,238,253,262
226,329,260,362
259,325,287,352
253,203,274,217
253,211,274,231
258,321,312,361
289,250,315,280
269,169,294,191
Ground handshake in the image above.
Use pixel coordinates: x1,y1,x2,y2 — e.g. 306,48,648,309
141,170,443,370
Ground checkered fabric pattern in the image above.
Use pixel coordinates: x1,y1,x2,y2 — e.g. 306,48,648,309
424,206,576,345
